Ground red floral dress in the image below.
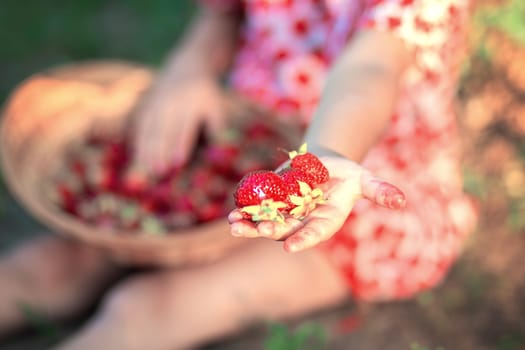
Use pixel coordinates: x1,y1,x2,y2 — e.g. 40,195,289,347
202,0,478,301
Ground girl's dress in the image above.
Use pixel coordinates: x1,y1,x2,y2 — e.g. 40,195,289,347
203,0,478,301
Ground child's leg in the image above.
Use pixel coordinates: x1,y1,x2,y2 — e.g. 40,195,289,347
0,235,121,337
55,239,349,350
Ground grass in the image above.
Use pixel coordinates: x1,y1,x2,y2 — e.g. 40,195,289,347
263,322,327,350
0,0,196,104
18,303,60,342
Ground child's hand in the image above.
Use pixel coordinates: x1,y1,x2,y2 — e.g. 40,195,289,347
228,156,406,252
132,62,227,174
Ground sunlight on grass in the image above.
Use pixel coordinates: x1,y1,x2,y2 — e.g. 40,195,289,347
264,322,327,350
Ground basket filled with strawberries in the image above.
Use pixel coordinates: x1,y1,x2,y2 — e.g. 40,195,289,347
0,60,301,267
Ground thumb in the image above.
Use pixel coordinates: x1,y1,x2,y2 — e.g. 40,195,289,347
360,170,406,209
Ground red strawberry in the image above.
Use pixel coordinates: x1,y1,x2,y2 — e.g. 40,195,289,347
56,184,79,215
244,121,275,140
278,167,310,201
101,140,129,171
196,201,224,223
173,194,194,213
51,115,303,231
290,152,329,185
69,159,87,179
203,144,239,175
278,167,326,216
121,167,150,197
233,170,288,208
144,182,173,214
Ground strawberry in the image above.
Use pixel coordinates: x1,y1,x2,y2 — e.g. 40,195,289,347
233,170,288,208
56,183,79,215
101,140,129,171
50,115,303,232
289,144,329,185
121,166,150,197
278,167,326,217
173,194,194,213
196,201,224,223
244,121,275,140
278,167,310,205
203,144,239,175
143,182,173,214
278,167,310,194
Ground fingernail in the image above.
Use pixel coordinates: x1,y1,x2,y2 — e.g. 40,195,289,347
286,243,302,253
375,183,406,209
231,226,242,237
391,193,406,209
382,191,406,209
285,237,303,253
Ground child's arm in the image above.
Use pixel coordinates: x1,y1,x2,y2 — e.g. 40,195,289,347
160,5,241,83
228,30,410,252
133,6,242,173
305,29,410,162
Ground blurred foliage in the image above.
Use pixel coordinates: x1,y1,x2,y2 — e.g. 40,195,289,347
462,167,489,202
497,333,525,350
19,303,60,342
0,0,196,104
473,0,525,45
508,198,525,231
462,0,525,234
263,322,327,350
409,343,445,350
469,0,525,63
0,175,5,214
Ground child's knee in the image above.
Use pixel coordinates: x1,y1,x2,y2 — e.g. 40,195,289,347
99,275,172,325
4,237,109,296
100,281,142,324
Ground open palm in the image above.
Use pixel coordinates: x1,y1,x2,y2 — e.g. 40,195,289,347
228,156,406,252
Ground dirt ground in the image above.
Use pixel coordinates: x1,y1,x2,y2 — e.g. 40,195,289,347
1,2,525,350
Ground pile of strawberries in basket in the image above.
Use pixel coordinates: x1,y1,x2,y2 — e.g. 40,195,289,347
47,118,296,235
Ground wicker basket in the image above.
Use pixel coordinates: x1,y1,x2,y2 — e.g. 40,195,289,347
0,60,262,267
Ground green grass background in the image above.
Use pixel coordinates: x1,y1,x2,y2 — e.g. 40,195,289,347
0,0,196,105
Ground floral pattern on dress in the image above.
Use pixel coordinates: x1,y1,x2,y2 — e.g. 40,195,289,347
201,0,478,301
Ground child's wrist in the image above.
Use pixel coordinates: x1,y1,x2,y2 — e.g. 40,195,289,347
169,51,210,74
159,50,219,86
305,143,348,160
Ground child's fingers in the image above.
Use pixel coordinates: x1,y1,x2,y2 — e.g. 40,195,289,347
227,209,245,223
256,218,303,241
169,110,199,168
205,95,227,136
230,221,260,238
229,213,304,241
282,203,348,252
283,217,337,252
133,108,157,171
360,171,406,209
